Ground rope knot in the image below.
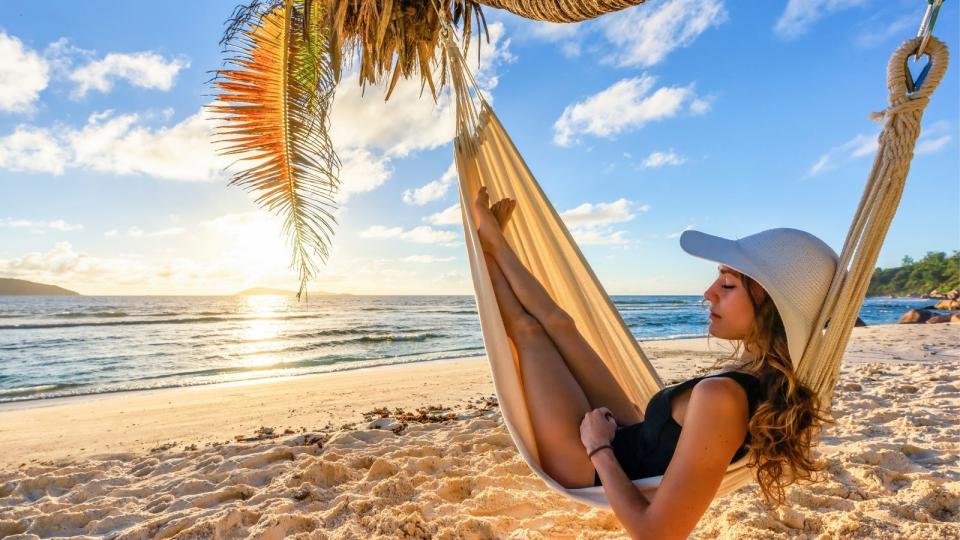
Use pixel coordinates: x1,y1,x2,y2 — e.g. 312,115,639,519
869,95,930,122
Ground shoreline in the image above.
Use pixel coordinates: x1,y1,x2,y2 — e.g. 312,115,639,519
1,324,952,468
1,317,937,407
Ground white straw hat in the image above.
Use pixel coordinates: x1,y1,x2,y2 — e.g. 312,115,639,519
680,228,840,364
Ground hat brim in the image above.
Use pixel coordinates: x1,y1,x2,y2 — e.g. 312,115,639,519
680,230,758,280
680,230,810,363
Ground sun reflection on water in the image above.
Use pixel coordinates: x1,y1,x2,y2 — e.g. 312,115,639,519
238,295,289,368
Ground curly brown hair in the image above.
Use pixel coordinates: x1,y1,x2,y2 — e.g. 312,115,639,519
718,270,833,505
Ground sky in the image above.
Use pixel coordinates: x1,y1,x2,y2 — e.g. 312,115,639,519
0,0,957,296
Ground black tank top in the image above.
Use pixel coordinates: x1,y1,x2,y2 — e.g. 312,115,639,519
596,371,763,485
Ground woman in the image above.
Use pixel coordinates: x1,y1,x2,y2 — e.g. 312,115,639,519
472,186,837,539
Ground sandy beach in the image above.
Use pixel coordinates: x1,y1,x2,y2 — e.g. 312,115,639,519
1,323,957,539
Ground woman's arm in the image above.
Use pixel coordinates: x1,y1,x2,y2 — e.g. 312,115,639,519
590,447,650,511
582,378,749,539
580,409,652,527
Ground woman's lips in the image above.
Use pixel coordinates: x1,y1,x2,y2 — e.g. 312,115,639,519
709,312,720,319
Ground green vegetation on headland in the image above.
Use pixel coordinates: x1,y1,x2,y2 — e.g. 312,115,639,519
0,278,80,296
868,251,960,297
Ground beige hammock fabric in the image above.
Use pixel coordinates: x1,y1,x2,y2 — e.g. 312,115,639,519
445,33,948,508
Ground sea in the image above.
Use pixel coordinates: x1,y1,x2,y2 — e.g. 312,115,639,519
0,295,941,404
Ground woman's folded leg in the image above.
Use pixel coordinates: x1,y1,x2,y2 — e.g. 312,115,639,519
486,252,597,488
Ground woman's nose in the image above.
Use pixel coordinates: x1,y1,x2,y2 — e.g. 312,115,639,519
703,283,718,303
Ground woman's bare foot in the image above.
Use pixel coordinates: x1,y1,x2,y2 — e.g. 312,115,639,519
473,187,505,251
490,198,516,231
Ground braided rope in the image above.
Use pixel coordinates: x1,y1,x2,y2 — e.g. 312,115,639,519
476,0,646,22
798,36,949,408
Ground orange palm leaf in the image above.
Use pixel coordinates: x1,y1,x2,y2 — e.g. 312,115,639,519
212,0,339,299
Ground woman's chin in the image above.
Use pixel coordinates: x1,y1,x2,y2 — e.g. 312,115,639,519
707,324,734,340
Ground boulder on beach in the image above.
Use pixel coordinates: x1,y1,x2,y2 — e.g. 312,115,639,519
899,309,933,324
933,299,960,310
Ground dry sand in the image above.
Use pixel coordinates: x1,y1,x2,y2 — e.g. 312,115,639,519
0,323,957,539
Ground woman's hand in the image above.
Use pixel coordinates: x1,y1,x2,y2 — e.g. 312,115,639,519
580,407,617,453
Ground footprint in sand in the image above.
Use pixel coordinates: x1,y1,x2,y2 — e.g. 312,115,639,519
437,477,474,503
188,484,256,509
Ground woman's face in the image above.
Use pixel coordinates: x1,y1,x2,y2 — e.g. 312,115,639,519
703,265,756,340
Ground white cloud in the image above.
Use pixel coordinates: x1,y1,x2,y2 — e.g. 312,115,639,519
916,135,951,154
326,22,512,201
0,241,268,294
360,225,458,244
845,133,879,158
806,131,875,176
0,218,83,231
775,0,867,39
0,31,49,114
403,163,457,205
854,13,915,48
69,52,189,97
667,224,695,239
559,198,647,246
337,147,392,201
916,121,953,155
570,229,630,246
67,108,229,181
425,203,462,226
600,0,728,67
689,97,712,115
0,242,150,290
0,126,68,174
106,226,183,238
330,22,512,158
642,150,686,168
526,21,582,57
0,107,232,181
528,21,579,41
807,154,831,177
553,75,703,146
560,198,641,228
806,122,952,177
401,255,456,263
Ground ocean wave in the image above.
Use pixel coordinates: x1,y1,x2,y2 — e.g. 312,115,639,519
53,311,129,318
0,383,80,399
234,332,449,357
0,313,330,331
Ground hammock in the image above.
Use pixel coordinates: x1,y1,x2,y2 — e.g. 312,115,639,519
445,32,948,508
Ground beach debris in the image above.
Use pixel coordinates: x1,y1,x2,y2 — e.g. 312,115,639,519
367,417,407,435
234,426,281,443
149,442,177,453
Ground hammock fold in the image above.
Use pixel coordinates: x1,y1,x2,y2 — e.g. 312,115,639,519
445,31,948,508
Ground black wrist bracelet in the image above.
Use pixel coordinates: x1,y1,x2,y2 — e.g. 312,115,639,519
588,444,613,459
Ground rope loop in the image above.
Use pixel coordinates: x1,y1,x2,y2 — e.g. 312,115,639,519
871,36,949,121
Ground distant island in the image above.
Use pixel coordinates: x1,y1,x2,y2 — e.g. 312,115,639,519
0,278,80,296
234,287,344,297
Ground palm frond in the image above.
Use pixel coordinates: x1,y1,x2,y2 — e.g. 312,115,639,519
326,0,488,101
212,0,340,300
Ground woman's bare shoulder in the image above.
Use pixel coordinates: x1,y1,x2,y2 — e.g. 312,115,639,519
689,377,751,423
